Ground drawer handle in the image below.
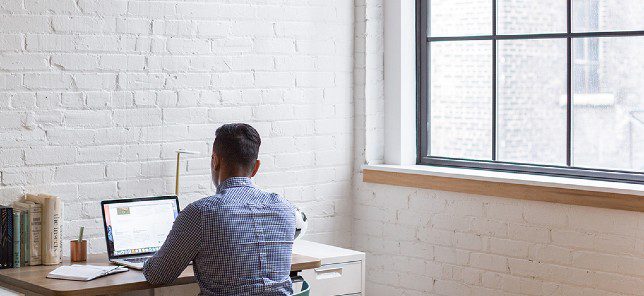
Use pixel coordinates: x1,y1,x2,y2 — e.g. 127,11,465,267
314,267,343,280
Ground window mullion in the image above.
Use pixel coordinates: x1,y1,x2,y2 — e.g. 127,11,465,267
566,0,573,167
492,0,497,161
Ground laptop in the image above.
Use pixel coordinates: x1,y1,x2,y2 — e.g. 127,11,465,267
101,196,180,270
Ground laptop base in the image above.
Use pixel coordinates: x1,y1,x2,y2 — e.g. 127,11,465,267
110,257,151,270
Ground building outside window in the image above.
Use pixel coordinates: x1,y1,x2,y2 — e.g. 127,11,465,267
573,0,600,94
418,0,644,182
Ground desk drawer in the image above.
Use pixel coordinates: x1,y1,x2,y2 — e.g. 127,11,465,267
300,261,362,296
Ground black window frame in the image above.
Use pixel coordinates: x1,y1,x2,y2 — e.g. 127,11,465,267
416,0,644,184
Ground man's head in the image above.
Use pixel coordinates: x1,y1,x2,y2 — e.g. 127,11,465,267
211,123,262,187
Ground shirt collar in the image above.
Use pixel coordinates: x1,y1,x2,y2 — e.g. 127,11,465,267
216,177,254,193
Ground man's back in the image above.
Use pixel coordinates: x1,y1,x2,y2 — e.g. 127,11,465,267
143,177,296,296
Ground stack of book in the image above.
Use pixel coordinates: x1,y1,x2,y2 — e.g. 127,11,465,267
0,194,63,269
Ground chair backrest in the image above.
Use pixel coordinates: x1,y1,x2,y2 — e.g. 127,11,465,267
292,280,310,296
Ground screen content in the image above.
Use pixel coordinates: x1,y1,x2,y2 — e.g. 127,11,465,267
104,199,179,256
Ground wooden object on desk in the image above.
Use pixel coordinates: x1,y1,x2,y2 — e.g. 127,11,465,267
0,253,321,296
69,240,87,263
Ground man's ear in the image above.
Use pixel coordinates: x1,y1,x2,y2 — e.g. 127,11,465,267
250,159,261,177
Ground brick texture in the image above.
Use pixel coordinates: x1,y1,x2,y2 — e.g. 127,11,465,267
0,0,354,254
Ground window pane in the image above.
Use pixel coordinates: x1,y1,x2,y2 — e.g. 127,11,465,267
573,37,598,94
497,39,567,165
573,0,644,32
430,41,492,160
573,37,644,172
430,0,492,37
498,0,567,34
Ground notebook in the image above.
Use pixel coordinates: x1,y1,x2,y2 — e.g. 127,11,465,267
47,265,128,281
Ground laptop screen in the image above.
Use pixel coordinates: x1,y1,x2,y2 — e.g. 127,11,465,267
102,197,179,257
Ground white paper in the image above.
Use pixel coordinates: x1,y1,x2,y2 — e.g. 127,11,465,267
47,265,128,281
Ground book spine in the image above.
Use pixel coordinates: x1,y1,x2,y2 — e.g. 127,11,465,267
41,196,62,265
23,211,29,266
29,204,42,265
12,213,19,268
0,208,13,269
19,211,27,266
25,212,29,265
58,203,63,262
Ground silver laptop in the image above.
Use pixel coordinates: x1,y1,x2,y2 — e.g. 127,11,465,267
101,196,180,270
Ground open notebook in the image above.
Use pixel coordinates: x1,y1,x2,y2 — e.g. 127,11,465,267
47,265,128,281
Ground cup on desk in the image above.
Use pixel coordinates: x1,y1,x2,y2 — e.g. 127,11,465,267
70,240,87,262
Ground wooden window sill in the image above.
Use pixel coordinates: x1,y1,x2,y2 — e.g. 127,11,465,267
362,165,644,212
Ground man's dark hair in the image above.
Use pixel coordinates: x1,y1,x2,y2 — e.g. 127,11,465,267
213,123,261,173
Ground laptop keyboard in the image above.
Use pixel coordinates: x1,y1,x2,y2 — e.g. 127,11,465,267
124,257,148,263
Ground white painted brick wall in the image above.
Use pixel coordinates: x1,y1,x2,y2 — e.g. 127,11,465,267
352,181,644,295
351,1,644,295
0,0,354,254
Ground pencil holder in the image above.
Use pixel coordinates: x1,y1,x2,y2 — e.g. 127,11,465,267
70,240,87,262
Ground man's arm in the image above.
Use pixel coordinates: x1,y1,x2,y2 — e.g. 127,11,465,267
143,203,202,285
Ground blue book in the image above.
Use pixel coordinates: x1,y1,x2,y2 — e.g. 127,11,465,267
12,213,19,268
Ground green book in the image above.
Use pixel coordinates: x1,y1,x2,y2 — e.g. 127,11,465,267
13,200,42,266
12,212,20,268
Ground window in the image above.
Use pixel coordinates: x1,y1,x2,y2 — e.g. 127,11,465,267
417,0,644,183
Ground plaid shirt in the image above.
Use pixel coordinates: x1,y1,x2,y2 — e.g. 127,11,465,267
143,177,296,295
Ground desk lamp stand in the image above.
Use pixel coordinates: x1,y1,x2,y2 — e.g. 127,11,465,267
175,149,199,196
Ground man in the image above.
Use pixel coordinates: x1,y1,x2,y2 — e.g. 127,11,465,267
143,123,296,295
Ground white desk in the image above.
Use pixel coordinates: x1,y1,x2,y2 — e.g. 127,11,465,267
293,240,366,296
